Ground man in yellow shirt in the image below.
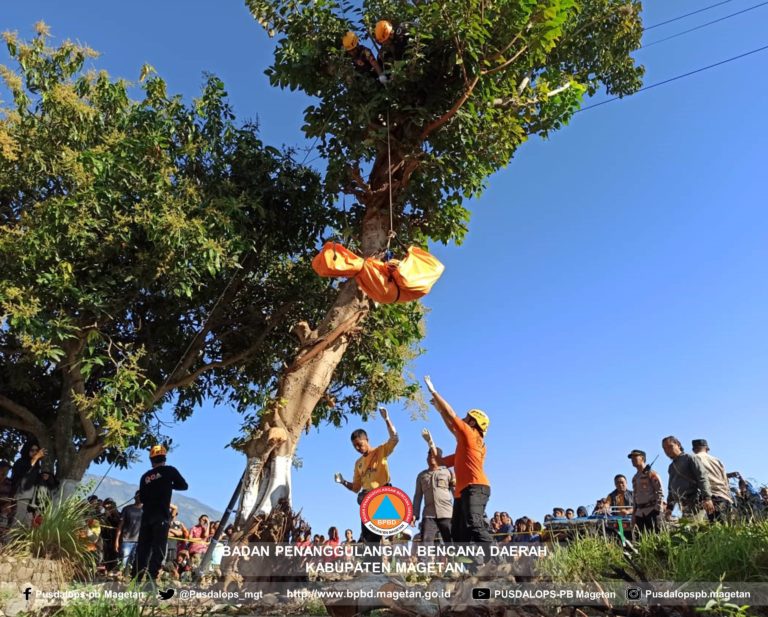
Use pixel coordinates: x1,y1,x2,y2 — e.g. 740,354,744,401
336,407,398,543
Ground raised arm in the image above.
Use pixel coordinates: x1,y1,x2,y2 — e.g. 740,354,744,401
424,376,458,434
379,407,398,443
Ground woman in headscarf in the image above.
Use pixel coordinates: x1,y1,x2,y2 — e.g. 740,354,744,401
10,440,46,526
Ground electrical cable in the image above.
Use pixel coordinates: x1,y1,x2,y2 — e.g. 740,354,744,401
642,1,768,48
578,43,768,112
644,0,737,30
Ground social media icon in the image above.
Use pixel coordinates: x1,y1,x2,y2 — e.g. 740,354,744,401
158,588,175,601
472,587,491,600
23,588,33,601
626,588,642,601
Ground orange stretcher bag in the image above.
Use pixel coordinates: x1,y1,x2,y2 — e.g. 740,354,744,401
311,242,444,303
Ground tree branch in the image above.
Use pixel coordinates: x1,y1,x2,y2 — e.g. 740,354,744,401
0,414,36,435
159,302,294,394
481,43,530,77
0,394,47,437
419,75,480,143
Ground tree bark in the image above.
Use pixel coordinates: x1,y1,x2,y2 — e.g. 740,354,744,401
228,153,399,571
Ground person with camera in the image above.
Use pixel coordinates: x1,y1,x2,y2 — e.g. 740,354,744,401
335,407,399,544
10,440,46,526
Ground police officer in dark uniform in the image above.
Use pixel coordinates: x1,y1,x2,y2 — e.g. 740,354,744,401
134,445,188,582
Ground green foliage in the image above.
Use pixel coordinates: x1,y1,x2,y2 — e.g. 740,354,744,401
0,26,427,475
246,0,643,244
6,490,96,577
634,520,768,582
537,532,625,582
539,520,768,583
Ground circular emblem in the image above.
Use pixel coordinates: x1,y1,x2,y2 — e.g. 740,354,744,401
360,486,413,537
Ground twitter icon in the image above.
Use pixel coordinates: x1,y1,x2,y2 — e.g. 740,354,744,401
158,588,175,601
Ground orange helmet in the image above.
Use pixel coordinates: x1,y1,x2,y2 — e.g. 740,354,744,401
374,20,394,43
149,445,167,458
342,31,359,51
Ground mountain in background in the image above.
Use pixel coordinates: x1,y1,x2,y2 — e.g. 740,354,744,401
81,475,223,528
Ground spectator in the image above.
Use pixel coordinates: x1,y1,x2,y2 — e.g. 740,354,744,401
606,475,633,516
0,460,12,535
565,508,575,520
490,512,502,533
188,514,210,558
761,487,768,509
592,499,610,516
101,498,122,572
552,507,565,519
167,504,188,560
342,528,355,545
168,549,192,581
662,436,714,520
692,439,733,522
10,441,45,526
116,492,142,572
496,512,514,542
326,527,340,548
296,530,312,547
576,506,588,518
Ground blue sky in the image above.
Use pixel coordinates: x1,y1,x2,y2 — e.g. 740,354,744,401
2,1,767,534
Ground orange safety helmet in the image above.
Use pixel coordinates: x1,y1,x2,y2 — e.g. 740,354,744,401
342,31,359,51
374,20,394,43
149,445,168,458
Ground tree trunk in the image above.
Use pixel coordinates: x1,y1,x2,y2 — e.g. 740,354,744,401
230,186,393,537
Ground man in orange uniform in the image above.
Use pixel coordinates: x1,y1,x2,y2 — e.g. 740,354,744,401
422,376,493,545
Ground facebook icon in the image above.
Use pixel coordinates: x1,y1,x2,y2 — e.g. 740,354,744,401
23,588,33,601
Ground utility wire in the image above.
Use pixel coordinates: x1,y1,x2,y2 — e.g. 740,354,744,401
643,1,768,48
578,43,768,112
644,0,737,30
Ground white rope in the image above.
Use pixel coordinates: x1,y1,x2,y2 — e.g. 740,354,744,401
386,109,394,250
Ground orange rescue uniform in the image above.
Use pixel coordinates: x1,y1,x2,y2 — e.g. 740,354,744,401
439,416,489,497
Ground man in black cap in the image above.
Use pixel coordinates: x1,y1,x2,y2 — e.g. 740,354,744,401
628,449,664,532
692,439,732,522
662,436,714,520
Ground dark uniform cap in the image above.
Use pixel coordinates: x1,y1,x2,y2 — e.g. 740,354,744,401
692,439,708,449
627,449,646,459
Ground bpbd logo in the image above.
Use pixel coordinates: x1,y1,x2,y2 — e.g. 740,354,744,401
360,486,413,536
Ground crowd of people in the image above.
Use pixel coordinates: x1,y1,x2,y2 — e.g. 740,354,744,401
0,443,228,583
332,377,768,551
2,373,768,583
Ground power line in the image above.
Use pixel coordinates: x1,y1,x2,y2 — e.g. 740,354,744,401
578,43,768,112
643,1,768,48
644,0,737,31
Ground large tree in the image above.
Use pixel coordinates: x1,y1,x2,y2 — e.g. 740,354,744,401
229,0,644,532
0,25,425,487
